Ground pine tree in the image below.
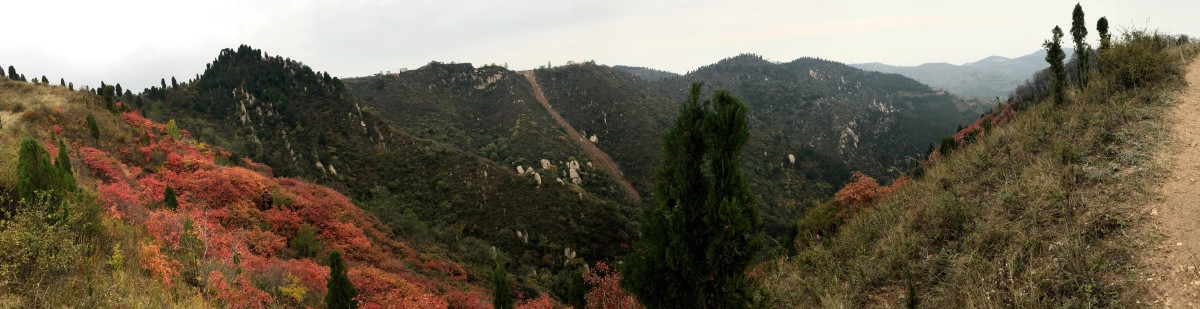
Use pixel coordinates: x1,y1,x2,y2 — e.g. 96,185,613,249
115,83,122,95
622,82,763,308
1097,16,1111,51
0,66,5,79
41,76,48,84
59,78,65,87
68,82,73,90
1070,3,1089,89
163,185,178,210
161,78,167,90
86,114,100,139
19,74,26,82
7,66,16,80
1045,26,1067,105
324,250,358,309
16,137,60,204
55,140,75,190
171,76,178,89
492,261,514,309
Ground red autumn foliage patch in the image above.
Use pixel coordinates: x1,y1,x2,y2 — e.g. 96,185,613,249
584,261,642,309
834,172,909,219
60,111,487,307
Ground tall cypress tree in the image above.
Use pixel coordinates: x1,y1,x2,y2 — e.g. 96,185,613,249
325,250,358,309
55,140,75,191
7,66,15,80
86,114,100,139
622,82,763,308
1045,26,1067,105
1097,16,1111,51
492,261,513,309
1070,3,1089,89
59,78,65,87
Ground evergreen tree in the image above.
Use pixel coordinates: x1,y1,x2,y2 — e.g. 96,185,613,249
19,74,25,82
41,76,48,84
59,78,65,87
7,66,15,80
0,66,5,79
1044,26,1067,105
68,82,73,90
16,137,60,204
55,139,75,190
324,250,358,309
86,113,100,140
163,185,178,210
115,83,122,95
289,224,323,259
171,76,178,89
161,78,167,90
1097,16,1112,51
622,82,763,308
1070,3,1089,89
493,261,514,309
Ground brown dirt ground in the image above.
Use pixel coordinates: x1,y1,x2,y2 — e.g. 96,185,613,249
1145,56,1200,307
520,71,642,203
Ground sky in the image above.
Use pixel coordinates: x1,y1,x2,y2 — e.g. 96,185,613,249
2,0,1196,90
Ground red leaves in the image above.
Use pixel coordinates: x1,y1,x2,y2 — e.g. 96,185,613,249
584,262,642,309
833,172,908,219
208,271,274,308
350,266,448,308
76,111,462,307
139,241,180,289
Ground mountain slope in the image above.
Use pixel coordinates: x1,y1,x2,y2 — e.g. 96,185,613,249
0,77,485,307
768,33,1197,307
850,49,1066,100
138,46,637,295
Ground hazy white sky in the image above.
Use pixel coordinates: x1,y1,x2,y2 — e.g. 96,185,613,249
2,0,1196,90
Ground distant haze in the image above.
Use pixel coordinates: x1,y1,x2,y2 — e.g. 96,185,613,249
2,0,1195,90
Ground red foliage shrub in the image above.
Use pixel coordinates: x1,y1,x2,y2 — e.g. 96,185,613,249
443,289,490,309
139,241,180,289
207,271,274,308
421,259,469,282
834,172,908,219
350,266,448,309
80,147,129,183
584,262,641,309
517,293,556,309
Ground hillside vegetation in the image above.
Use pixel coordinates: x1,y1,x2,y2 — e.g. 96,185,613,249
135,46,639,305
0,77,488,307
768,31,1198,307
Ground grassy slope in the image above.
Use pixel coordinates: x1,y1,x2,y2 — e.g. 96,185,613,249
767,36,1198,307
0,79,210,306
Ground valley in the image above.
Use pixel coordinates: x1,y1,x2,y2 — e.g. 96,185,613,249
0,2,1195,307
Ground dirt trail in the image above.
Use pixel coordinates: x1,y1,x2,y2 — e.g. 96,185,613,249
1146,56,1200,307
521,71,642,203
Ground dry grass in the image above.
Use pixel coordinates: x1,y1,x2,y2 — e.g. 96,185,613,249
766,35,1199,308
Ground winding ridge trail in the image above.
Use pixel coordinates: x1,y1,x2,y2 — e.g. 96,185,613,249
1147,56,1200,307
521,71,643,203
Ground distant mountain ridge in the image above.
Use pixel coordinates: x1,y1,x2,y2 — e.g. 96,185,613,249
850,49,1068,100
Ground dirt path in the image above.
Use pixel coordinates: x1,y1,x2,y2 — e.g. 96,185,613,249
1146,56,1200,307
521,71,642,203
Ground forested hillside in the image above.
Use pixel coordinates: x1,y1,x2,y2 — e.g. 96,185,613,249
0,77,492,307
134,46,639,304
